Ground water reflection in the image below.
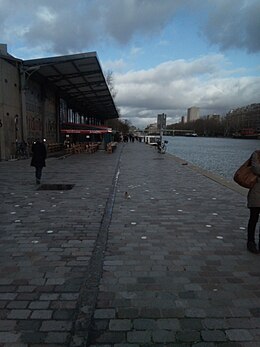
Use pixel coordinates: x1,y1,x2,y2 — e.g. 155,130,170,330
165,136,260,181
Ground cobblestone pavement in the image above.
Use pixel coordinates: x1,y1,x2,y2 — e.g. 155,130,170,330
1,142,259,347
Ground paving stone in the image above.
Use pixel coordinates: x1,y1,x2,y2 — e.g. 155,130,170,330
20,332,46,343
0,343,28,347
203,318,228,329
31,310,52,319
139,308,161,318
94,309,116,319
117,307,139,318
17,286,36,292
201,329,227,341
1,141,260,346
7,301,29,309
0,301,7,309
176,330,201,342
45,332,70,343
16,293,39,301
180,318,203,330
185,308,207,318
92,319,109,331
191,343,216,347
7,310,31,319
109,319,132,331
0,293,17,300
40,320,72,331
152,330,176,343
50,300,77,309
29,301,50,309
18,320,41,331
94,331,126,344
0,320,17,331
39,293,59,301
0,332,21,342
127,331,152,343
157,318,180,330
225,329,253,341
60,293,79,300
133,319,156,330
52,309,75,320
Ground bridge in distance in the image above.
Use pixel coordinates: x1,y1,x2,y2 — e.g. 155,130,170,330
163,129,195,136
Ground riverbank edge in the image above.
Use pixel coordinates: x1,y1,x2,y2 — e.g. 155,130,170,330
166,152,248,197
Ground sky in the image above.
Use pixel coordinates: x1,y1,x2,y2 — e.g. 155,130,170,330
1,0,260,129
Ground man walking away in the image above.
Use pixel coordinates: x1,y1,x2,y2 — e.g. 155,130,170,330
30,139,47,184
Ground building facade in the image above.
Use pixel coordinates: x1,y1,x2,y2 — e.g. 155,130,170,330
225,103,260,132
0,44,118,160
187,107,200,122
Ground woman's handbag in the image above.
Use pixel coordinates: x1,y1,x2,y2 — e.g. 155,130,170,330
233,158,257,189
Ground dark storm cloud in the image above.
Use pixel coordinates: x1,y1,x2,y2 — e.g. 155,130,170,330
0,0,102,54
202,0,260,53
101,0,186,44
21,1,102,54
0,0,186,55
0,0,259,55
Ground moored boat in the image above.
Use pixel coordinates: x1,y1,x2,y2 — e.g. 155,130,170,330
185,132,198,137
232,128,259,139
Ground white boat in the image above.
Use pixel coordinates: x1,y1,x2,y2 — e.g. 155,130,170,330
185,133,198,137
144,135,160,146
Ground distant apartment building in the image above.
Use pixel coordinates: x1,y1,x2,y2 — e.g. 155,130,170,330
206,114,221,121
187,107,200,122
226,103,260,131
144,123,158,134
181,115,185,123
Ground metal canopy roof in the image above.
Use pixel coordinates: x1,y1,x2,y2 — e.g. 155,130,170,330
23,52,118,120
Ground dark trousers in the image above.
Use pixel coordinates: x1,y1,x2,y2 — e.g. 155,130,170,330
247,207,260,242
35,166,43,180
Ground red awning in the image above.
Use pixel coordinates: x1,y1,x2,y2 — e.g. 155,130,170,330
61,129,112,134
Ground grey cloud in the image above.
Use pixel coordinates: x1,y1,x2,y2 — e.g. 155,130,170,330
202,0,260,53
0,0,190,55
114,57,260,128
101,0,185,44
22,2,101,54
1,0,259,56
118,55,225,85
0,0,103,54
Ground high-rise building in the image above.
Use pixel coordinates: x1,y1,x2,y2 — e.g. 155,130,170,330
187,107,200,122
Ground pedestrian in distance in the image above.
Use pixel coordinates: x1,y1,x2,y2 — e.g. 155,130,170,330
30,139,47,184
247,150,260,254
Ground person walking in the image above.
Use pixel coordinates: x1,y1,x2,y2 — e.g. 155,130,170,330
30,139,47,184
247,150,260,254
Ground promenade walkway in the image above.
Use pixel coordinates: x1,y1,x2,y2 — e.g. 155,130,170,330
0,141,259,347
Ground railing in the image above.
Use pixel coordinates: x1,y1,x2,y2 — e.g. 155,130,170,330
65,142,100,155
106,142,117,153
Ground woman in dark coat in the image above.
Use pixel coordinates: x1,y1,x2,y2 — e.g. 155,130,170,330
31,139,47,184
247,150,260,253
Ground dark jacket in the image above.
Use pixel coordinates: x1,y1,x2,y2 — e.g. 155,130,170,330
30,141,47,168
247,150,260,208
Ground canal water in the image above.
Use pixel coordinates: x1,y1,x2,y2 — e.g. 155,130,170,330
164,136,260,182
